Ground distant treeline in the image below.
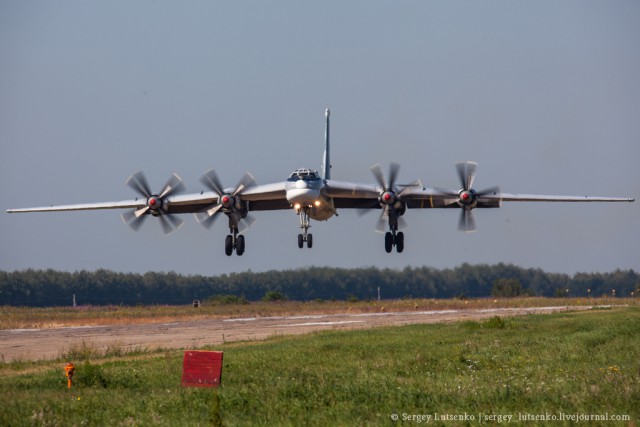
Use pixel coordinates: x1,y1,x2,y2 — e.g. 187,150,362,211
0,264,638,307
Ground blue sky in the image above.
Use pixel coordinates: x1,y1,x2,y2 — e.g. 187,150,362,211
1,1,638,275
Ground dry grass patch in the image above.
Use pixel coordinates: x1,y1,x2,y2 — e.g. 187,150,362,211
1,297,635,330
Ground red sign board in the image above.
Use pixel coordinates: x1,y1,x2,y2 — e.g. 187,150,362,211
181,350,223,388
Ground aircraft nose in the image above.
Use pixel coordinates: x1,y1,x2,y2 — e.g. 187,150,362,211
286,186,321,206
295,180,308,189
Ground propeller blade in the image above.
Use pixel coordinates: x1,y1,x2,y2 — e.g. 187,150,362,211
159,214,184,234
456,162,477,190
195,211,219,229
397,215,408,231
433,187,458,197
388,162,400,190
432,187,460,206
159,173,185,199
206,204,223,217
476,186,500,197
397,179,423,197
122,209,147,231
458,209,477,233
233,172,257,196
194,203,223,229
238,213,257,233
166,213,184,230
374,205,408,232
370,164,387,190
126,171,152,198
159,216,173,234
134,206,149,218
200,169,225,196
375,213,387,234
356,204,378,217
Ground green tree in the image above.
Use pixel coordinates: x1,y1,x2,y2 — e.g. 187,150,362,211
492,278,525,297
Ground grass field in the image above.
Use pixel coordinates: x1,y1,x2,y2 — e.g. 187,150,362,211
1,306,638,426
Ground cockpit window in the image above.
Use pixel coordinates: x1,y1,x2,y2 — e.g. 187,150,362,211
287,169,321,182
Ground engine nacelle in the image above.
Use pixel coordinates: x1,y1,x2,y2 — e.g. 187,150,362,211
393,200,406,216
147,195,163,214
457,189,478,209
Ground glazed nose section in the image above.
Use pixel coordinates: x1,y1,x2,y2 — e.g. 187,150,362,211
295,180,308,189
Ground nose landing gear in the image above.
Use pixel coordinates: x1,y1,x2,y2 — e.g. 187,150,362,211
297,232,312,249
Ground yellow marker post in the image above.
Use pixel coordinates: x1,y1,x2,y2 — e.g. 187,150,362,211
64,363,75,388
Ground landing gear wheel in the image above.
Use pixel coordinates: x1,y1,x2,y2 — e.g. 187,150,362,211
236,235,245,256
395,231,404,253
307,233,313,249
225,235,233,256
298,234,304,249
384,232,394,253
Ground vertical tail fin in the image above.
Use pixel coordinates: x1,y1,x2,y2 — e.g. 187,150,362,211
321,108,331,180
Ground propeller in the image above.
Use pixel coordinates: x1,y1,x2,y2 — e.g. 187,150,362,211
368,163,420,233
121,171,186,234
436,162,500,232
196,169,257,231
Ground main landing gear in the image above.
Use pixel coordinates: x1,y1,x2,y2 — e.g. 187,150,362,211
384,230,404,253
224,227,245,256
384,224,404,254
297,207,313,249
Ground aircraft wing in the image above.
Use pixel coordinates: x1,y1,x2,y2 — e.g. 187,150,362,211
395,187,459,209
5,186,289,215
323,181,468,209
322,180,384,209
240,182,289,211
7,199,146,213
8,185,632,215
399,189,635,209
6,192,220,214
323,180,380,199
483,193,634,203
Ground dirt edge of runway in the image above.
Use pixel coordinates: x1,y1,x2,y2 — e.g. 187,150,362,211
1,305,615,366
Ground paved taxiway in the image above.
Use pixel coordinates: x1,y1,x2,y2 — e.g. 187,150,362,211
1,306,592,362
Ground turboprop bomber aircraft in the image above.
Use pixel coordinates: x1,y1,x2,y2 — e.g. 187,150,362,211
7,109,635,255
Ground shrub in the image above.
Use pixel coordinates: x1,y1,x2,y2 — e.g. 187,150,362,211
262,291,287,302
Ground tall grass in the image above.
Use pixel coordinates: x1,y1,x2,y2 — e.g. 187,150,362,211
1,307,638,426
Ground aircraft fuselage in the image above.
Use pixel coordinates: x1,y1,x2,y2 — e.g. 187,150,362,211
285,168,334,221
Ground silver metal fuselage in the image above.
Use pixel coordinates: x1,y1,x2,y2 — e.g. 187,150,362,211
284,168,334,221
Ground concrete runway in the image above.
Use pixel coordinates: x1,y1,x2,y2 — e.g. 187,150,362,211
1,306,587,362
